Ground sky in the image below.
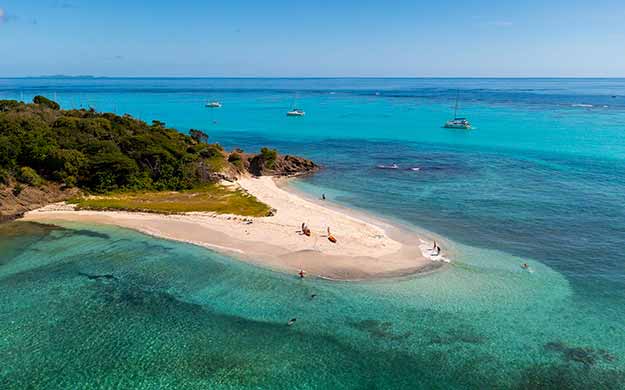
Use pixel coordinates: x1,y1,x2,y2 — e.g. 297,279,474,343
1,0,624,77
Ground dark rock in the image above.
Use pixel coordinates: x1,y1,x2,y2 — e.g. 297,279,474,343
246,153,318,177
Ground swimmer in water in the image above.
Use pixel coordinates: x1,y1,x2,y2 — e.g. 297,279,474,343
298,270,306,278
521,263,529,270
322,193,326,200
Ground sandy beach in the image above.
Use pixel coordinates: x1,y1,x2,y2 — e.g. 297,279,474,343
22,176,447,280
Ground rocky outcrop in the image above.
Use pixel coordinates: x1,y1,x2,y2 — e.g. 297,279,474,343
0,182,80,222
247,154,318,177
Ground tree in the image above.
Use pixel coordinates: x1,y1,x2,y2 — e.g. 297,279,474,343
189,129,209,144
33,95,60,110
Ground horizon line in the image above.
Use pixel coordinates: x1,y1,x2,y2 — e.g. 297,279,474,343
2,75,625,80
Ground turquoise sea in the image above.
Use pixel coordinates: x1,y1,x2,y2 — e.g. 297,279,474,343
1,78,625,388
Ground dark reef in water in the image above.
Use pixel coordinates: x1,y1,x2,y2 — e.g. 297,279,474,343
348,319,413,341
545,341,617,366
514,363,625,390
78,272,117,281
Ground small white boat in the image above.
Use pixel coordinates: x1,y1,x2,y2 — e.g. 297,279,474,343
206,101,222,108
376,163,399,170
286,108,305,117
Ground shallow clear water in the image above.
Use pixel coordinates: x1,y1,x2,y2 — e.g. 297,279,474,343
1,78,625,388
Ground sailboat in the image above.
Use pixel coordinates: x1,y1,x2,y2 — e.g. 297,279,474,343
443,90,471,129
286,93,305,116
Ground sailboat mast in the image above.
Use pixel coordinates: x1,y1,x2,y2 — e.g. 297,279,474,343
453,89,459,118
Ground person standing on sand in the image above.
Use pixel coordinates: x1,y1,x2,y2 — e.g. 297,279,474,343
432,240,437,250
322,193,326,200
298,270,306,278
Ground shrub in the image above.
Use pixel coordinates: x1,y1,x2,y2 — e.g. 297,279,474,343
199,144,224,159
189,129,209,144
0,168,9,185
17,166,43,186
228,152,242,163
33,95,60,110
12,184,24,196
228,152,244,169
63,175,77,188
260,147,277,169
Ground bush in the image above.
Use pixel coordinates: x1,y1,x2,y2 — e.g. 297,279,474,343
33,95,60,110
12,184,24,196
189,129,208,144
260,147,277,169
228,152,242,163
199,144,224,159
63,175,77,188
0,168,9,185
17,166,43,186
228,152,244,169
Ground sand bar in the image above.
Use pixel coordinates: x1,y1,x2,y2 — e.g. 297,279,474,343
22,176,447,281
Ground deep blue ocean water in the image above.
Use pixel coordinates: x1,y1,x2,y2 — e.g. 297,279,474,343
1,78,625,388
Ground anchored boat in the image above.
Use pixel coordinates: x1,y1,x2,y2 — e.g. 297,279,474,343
443,90,471,129
286,108,305,116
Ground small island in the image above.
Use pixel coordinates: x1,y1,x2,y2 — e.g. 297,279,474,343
1,96,443,280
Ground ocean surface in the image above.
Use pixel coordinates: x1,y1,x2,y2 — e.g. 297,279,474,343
1,78,625,389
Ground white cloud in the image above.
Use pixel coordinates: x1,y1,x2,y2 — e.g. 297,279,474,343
0,8,5,23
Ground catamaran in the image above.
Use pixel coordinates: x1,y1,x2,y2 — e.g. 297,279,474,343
286,93,305,116
443,91,471,129
286,108,305,116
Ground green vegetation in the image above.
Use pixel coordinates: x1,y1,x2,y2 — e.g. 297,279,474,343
69,184,272,217
33,95,60,110
189,128,208,143
0,96,310,216
0,96,234,193
227,152,244,169
259,147,278,169
12,184,24,196
0,168,9,185
16,167,43,186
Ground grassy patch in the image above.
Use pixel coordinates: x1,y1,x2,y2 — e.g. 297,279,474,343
69,184,272,217
205,155,228,172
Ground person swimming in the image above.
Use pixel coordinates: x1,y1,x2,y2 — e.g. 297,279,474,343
521,263,529,269
298,270,306,278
